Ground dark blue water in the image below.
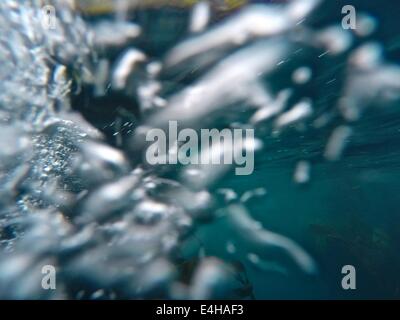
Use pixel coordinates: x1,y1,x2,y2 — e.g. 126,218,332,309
198,113,400,299
75,0,400,299
2,0,400,300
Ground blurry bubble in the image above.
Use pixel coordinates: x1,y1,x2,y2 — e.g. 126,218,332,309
292,67,312,84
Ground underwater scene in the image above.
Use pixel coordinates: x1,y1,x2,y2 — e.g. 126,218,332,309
0,0,400,300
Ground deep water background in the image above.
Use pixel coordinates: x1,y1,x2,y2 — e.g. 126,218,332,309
122,3,400,299
198,115,400,299
75,2,400,299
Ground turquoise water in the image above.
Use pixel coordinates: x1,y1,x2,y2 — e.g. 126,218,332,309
198,117,400,298
1,0,400,299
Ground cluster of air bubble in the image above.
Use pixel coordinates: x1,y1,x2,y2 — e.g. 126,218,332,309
0,0,399,299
